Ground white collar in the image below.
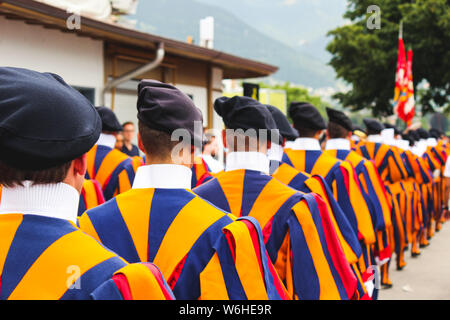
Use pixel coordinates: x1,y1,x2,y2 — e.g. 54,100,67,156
267,143,284,162
0,181,79,223
325,138,350,151
427,138,438,147
225,152,270,174
290,138,321,151
381,128,395,141
97,133,116,149
132,164,192,190
367,134,382,143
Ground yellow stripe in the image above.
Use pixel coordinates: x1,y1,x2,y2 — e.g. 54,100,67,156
82,180,98,209
340,161,376,245
272,163,301,186
9,230,117,300
118,170,132,194
284,149,305,172
86,145,97,179
0,214,23,273
216,170,245,216
310,153,337,177
114,263,167,300
77,213,102,243
95,149,129,188
223,220,269,300
116,189,154,262
153,196,225,280
292,200,341,300
199,253,230,300
247,178,297,230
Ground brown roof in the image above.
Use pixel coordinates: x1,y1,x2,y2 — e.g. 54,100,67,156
0,0,278,79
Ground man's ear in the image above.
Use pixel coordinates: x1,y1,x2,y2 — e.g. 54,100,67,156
281,138,286,148
138,133,145,153
73,154,87,176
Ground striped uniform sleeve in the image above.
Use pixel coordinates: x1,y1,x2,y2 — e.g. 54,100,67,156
287,193,358,300
92,262,175,300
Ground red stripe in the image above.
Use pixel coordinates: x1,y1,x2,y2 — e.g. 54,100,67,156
240,220,265,282
92,179,105,204
141,263,174,300
312,193,357,299
223,229,236,262
265,250,290,300
112,273,133,300
340,166,350,192
167,253,188,289
262,216,274,244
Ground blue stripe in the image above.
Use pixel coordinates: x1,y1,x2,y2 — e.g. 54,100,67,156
171,215,234,299
60,256,127,300
359,146,371,161
336,149,350,160
281,152,293,167
305,151,321,173
148,189,195,262
333,166,359,236
241,170,272,216
94,146,111,176
287,213,320,300
78,194,87,217
265,193,304,263
317,175,362,258
0,215,77,299
86,199,140,263
302,194,348,299
287,172,309,191
194,178,231,213
102,158,132,201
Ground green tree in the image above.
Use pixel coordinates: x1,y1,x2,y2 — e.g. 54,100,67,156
258,82,330,119
326,0,450,117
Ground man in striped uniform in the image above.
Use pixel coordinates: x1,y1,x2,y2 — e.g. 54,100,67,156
0,67,173,300
355,119,410,281
265,105,370,298
323,107,393,295
281,103,375,297
194,96,358,300
79,81,287,300
85,107,136,201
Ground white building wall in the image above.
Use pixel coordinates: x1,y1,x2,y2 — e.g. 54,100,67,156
0,16,104,104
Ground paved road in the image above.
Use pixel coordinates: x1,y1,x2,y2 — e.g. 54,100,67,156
379,222,450,300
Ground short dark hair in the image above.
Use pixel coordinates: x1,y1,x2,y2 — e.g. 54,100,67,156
122,121,134,128
327,122,350,139
0,160,72,188
138,120,181,160
293,124,319,138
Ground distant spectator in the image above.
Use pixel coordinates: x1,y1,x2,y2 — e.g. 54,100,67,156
202,133,223,173
121,121,140,156
115,132,124,151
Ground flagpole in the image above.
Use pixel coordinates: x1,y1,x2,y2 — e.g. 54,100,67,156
399,20,403,39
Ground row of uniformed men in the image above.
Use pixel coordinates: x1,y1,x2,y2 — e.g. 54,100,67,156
0,67,447,300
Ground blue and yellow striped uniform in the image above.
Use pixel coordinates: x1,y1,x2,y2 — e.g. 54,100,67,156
78,179,105,216
0,214,174,300
79,188,287,300
85,145,136,201
194,169,358,300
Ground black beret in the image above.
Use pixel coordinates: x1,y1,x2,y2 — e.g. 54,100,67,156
429,128,441,139
265,104,298,143
363,118,384,134
214,96,277,132
95,106,123,132
289,102,326,130
416,128,430,139
410,130,420,142
0,67,101,171
326,107,353,131
137,80,203,145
